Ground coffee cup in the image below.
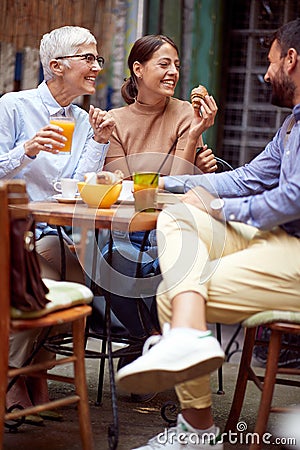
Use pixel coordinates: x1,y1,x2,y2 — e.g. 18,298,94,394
118,180,134,202
53,178,78,198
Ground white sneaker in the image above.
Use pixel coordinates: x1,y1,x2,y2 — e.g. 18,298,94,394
132,414,224,449
116,327,224,394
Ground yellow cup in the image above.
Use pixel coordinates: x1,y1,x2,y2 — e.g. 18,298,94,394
50,116,75,154
133,172,159,212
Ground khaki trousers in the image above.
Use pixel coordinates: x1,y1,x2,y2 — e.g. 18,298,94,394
156,203,300,410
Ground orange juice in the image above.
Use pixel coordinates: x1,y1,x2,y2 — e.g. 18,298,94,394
50,117,75,153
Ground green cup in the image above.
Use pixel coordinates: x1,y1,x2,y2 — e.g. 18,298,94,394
133,172,159,212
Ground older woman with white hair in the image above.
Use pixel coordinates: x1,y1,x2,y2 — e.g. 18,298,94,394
0,25,115,423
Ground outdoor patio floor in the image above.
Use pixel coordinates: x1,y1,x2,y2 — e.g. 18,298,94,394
3,324,299,450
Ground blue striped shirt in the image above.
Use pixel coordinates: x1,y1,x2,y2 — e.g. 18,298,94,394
0,81,109,238
164,104,300,238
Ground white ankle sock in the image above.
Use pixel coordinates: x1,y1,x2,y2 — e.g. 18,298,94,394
170,327,211,338
180,414,218,436
196,424,218,436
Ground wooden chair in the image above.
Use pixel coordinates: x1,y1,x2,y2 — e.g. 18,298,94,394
0,180,95,450
225,311,300,450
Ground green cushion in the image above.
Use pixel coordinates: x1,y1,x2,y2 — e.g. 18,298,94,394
242,310,300,328
11,278,93,319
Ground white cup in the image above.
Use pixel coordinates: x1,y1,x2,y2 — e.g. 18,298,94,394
53,178,78,198
119,180,134,201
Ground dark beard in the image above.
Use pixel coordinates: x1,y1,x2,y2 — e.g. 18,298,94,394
271,68,295,108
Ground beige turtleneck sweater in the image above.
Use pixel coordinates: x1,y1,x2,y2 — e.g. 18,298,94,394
104,97,194,177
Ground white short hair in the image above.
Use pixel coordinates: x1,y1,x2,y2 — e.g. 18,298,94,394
40,25,97,81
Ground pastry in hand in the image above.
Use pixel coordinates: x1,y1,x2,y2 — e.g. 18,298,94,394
190,84,208,110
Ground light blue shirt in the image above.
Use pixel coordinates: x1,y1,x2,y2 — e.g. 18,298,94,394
0,81,109,238
164,104,300,238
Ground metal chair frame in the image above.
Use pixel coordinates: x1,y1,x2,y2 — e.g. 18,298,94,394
50,227,157,450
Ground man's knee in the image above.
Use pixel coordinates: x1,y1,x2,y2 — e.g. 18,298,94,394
158,203,214,233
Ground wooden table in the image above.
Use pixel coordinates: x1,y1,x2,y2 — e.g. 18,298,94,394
11,200,159,267
22,200,159,232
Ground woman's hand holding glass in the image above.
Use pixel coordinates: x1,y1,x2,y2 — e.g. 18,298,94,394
23,123,69,158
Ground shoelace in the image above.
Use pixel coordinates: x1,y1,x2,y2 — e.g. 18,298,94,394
142,323,171,355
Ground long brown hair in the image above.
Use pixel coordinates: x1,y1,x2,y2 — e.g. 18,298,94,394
121,34,179,104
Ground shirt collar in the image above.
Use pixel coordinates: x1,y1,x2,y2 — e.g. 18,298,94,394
37,81,72,117
292,103,300,122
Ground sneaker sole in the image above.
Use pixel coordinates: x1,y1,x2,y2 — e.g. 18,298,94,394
117,354,224,394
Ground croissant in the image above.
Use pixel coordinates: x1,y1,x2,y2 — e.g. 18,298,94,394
96,170,124,185
84,170,124,185
190,84,208,110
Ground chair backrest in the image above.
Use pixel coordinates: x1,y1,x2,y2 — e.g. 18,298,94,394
215,157,234,173
0,180,29,426
6,180,29,211
0,180,29,318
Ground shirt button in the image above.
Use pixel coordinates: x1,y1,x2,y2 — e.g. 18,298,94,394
286,150,290,156
229,214,235,220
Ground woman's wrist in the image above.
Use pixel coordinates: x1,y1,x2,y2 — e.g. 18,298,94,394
158,177,165,189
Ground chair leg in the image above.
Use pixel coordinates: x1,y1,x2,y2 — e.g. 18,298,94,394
73,317,94,450
225,327,257,432
0,332,9,450
249,329,282,450
216,323,224,394
96,338,107,405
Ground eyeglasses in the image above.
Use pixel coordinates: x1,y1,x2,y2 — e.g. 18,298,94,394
56,53,105,69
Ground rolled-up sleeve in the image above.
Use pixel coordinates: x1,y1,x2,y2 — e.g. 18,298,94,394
163,117,300,232
74,140,110,180
0,95,33,178
222,120,300,231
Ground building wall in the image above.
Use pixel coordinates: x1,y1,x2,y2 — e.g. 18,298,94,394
220,0,300,166
0,43,16,93
0,0,119,109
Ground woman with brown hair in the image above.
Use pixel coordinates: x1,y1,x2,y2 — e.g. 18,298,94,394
98,35,219,403
104,34,218,176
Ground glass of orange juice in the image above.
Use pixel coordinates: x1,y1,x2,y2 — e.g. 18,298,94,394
50,116,75,154
133,172,159,212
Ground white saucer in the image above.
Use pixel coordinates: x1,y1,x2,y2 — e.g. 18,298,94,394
53,194,82,204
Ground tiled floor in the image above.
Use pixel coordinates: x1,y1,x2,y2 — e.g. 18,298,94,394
3,325,299,450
